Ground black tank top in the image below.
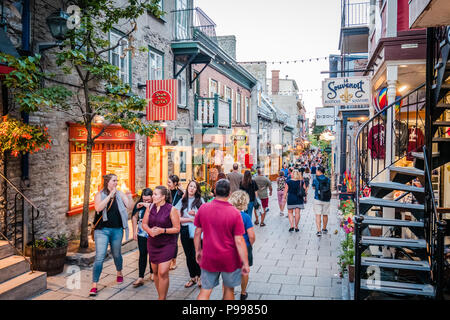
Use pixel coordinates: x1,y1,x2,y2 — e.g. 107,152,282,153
97,197,122,229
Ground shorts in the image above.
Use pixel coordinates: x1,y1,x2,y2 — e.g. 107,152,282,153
277,190,285,205
200,268,242,290
247,245,253,267
287,204,304,210
260,198,269,209
314,199,330,215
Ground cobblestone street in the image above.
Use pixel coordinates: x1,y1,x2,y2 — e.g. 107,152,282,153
31,183,342,300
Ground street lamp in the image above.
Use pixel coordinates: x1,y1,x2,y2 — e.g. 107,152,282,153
46,9,70,41
37,9,70,53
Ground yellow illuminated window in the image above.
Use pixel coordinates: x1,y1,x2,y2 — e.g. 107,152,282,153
106,151,130,192
70,153,103,208
147,147,161,189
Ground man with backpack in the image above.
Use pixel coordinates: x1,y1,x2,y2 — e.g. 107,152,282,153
312,166,331,237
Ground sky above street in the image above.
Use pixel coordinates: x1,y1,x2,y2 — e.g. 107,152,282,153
195,0,342,121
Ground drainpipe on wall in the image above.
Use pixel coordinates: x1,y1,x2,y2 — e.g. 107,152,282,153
21,0,31,185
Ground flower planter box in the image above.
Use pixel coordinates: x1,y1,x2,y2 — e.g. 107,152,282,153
339,192,355,201
31,245,68,276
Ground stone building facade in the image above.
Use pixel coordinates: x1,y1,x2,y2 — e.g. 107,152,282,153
1,0,196,240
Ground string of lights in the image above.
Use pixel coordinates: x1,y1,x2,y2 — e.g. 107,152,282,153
239,56,329,65
274,88,322,94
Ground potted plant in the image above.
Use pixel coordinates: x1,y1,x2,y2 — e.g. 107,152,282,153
31,234,68,276
338,232,355,282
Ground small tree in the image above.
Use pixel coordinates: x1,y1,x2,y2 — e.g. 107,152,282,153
54,1,164,250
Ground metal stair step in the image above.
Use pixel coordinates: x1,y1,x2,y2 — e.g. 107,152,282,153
361,279,435,297
436,103,450,109
361,216,424,228
359,197,424,211
369,181,424,194
433,137,450,142
411,152,440,160
389,166,424,177
361,236,427,249
433,121,450,126
361,257,430,271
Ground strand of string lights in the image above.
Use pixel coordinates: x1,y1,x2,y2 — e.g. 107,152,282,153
239,56,329,65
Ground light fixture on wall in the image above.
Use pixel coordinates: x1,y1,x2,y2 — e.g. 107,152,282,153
398,85,408,93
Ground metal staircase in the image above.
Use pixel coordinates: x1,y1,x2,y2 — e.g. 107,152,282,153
354,27,450,300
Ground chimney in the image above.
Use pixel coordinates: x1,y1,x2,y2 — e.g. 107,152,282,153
272,70,280,95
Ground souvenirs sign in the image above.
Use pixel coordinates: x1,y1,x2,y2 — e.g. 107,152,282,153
322,77,370,106
147,79,178,121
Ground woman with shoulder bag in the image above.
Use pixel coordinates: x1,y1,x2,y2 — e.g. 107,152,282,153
175,180,204,288
240,170,259,224
131,188,154,288
142,186,181,300
284,170,307,233
89,174,133,297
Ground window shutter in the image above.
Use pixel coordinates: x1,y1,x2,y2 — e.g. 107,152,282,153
231,88,235,122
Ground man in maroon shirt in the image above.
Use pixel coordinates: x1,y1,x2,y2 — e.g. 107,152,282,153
194,179,250,300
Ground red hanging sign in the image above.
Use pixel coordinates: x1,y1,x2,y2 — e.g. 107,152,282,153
146,80,177,121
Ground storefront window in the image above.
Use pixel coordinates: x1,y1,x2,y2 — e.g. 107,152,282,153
70,153,103,208
106,151,130,192
68,124,135,215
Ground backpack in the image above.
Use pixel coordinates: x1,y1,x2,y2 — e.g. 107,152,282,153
318,178,331,202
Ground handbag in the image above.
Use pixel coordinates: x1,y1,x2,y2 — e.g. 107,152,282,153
91,197,114,241
297,180,306,199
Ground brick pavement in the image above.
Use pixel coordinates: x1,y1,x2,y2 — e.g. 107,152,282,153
31,182,343,300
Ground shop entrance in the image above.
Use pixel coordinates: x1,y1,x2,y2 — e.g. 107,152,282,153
147,146,192,190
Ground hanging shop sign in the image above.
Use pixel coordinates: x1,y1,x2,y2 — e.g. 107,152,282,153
315,107,335,126
322,76,370,106
146,79,178,121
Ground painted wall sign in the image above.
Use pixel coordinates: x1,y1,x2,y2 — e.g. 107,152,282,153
146,79,177,121
315,107,335,126
322,77,371,106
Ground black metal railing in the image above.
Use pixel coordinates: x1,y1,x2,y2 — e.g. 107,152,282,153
172,7,217,43
0,172,39,272
354,83,426,299
356,83,426,194
341,1,370,28
423,146,446,300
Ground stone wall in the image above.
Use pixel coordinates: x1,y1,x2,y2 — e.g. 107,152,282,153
1,0,195,240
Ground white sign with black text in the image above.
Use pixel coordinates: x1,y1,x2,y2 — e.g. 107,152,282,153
322,76,370,106
315,107,335,126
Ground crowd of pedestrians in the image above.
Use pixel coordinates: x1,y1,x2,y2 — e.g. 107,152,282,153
88,152,331,300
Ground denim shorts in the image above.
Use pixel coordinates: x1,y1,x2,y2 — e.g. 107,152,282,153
200,268,242,290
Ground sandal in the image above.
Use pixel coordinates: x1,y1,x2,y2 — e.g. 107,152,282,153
170,265,178,271
260,223,266,227
133,280,144,288
184,278,197,288
254,220,259,225
197,277,202,288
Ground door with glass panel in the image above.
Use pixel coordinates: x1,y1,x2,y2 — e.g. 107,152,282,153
162,146,192,190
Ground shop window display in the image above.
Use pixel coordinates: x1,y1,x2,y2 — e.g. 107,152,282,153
106,151,131,192
70,153,103,208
